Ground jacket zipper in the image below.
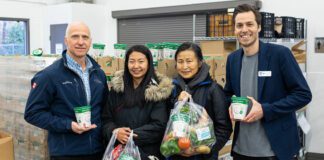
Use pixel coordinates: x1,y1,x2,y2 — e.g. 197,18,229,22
67,67,92,105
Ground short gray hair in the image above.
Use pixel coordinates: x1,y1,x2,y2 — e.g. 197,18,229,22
65,21,91,38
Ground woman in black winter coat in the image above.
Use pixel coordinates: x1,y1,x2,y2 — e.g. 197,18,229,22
169,42,232,160
102,45,173,160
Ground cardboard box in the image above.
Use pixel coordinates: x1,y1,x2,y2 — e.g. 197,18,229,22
97,56,118,76
214,57,226,76
203,56,215,80
200,41,236,57
291,40,306,63
156,59,177,78
215,74,226,88
0,130,14,160
117,58,125,70
219,141,232,156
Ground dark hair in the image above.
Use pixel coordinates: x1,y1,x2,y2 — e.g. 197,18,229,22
233,4,261,26
123,45,158,108
174,42,203,62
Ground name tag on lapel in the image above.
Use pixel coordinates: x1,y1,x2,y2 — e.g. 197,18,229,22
258,71,272,77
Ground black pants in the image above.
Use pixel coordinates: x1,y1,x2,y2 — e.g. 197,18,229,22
50,152,103,160
232,152,298,160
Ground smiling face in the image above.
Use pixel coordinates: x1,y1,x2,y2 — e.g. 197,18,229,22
128,51,149,82
176,50,201,79
64,22,91,59
234,11,261,49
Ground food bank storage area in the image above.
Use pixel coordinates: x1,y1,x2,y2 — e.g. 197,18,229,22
0,0,323,159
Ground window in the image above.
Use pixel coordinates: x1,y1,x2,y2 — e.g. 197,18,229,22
0,18,29,55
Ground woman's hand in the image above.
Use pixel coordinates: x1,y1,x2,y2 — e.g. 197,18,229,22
178,91,191,101
114,127,131,144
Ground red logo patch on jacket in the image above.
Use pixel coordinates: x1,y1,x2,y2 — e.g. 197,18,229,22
32,82,37,89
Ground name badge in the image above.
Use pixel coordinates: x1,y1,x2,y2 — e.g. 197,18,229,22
258,71,272,77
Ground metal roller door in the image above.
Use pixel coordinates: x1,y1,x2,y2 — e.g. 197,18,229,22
117,14,206,47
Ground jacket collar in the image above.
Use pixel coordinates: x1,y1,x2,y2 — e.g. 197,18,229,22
111,70,174,102
62,50,100,71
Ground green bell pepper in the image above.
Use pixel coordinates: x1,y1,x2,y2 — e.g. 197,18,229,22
160,138,181,157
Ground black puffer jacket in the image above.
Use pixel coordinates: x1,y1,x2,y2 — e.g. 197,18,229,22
102,70,173,160
170,63,232,160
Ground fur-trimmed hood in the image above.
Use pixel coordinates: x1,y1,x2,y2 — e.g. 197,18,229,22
110,70,173,102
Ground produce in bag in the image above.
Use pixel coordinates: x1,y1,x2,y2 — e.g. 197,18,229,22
102,130,141,160
160,98,216,157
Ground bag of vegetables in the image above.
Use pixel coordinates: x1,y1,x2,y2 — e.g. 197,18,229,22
160,98,216,157
102,130,141,160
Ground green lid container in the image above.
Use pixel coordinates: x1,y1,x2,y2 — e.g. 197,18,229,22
231,96,249,104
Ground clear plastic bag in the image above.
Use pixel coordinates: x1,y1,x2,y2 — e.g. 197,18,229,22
102,130,122,160
102,130,141,160
160,98,216,157
118,130,141,160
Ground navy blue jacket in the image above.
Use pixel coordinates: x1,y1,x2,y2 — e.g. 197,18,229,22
224,41,312,160
25,50,108,156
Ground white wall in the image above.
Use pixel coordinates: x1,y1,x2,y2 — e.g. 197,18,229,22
70,3,113,56
43,3,112,55
0,0,44,53
43,4,72,53
95,0,232,10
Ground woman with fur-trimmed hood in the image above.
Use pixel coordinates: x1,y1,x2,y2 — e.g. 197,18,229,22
102,45,173,160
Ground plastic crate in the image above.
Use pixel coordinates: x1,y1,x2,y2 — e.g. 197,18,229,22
296,18,304,38
208,13,234,37
260,12,275,38
282,16,296,38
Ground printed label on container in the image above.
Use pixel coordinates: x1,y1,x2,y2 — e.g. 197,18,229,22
172,121,189,138
74,106,91,127
196,127,211,141
232,103,248,120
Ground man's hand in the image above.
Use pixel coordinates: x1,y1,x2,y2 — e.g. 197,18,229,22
243,96,264,123
71,121,97,134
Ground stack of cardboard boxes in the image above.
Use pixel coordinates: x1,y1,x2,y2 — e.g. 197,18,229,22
0,56,49,160
200,40,236,87
96,56,177,79
200,40,237,158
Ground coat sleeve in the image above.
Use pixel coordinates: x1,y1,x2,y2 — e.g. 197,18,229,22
24,71,73,133
262,47,312,122
102,91,119,142
133,101,168,147
210,83,233,153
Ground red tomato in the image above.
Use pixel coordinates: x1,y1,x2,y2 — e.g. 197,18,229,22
178,137,191,150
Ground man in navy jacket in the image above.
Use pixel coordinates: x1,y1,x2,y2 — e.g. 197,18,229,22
25,22,108,160
224,4,312,160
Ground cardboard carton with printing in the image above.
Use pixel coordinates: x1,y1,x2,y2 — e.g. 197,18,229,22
97,56,118,76
0,130,14,160
200,40,236,57
156,59,177,78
